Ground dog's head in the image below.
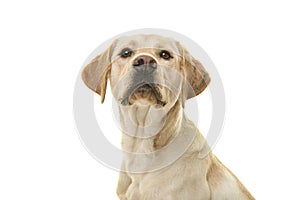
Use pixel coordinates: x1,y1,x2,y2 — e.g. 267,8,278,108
82,34,210,107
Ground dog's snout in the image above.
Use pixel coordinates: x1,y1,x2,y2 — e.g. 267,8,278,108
133,55,156,67
133,55,157,73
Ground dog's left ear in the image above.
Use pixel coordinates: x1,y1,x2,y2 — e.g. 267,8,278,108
81,42,116,103
177,42,211,100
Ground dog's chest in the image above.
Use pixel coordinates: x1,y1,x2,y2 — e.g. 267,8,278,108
129,139,155,153
127,169,183,199
125,157,210,200
123,139,157,172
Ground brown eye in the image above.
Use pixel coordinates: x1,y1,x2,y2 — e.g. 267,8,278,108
120,48,133,58
160,50,173,60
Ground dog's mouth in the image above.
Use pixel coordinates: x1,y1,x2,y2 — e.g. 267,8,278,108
120,83,167,107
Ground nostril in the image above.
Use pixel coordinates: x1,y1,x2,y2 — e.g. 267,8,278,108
149,59,157,68
138,58,144,66
133,58,144,66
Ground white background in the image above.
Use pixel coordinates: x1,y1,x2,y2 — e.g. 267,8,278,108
1,0,299,199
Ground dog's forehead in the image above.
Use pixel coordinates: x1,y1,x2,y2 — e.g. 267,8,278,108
112,35,179,57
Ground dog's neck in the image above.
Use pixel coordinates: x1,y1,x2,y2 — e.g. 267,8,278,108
118,101,183,153
118,100,210,173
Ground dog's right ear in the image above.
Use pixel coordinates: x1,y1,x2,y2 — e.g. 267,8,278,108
81,42,116,103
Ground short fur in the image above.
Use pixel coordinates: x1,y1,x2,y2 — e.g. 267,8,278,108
82,34,254,200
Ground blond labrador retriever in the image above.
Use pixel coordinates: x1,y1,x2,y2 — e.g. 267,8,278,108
82,34,255,200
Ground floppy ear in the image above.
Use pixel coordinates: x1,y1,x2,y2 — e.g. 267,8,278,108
81,43,115,103
177,43,211,99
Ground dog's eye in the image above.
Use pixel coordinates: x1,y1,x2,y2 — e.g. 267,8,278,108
120,48,133,58
160,50,173,60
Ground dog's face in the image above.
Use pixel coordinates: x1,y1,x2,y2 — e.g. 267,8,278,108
82,34,210,108
110,35,183,108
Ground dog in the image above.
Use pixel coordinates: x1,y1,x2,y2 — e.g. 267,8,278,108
82,34,255,200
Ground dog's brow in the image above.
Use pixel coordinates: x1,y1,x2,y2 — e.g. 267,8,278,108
120,41,137,50
154,43,178,54
127,40,137,46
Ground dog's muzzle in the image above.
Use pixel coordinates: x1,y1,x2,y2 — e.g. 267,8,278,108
118,55,167,106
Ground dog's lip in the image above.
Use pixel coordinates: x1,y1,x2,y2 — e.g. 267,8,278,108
119,83,166,106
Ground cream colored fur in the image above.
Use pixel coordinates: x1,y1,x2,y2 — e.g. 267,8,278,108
82,34,255,200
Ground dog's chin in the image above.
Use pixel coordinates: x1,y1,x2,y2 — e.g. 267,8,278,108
121,84,167,107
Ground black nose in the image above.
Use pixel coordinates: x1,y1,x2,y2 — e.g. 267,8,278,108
133,55,157,73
